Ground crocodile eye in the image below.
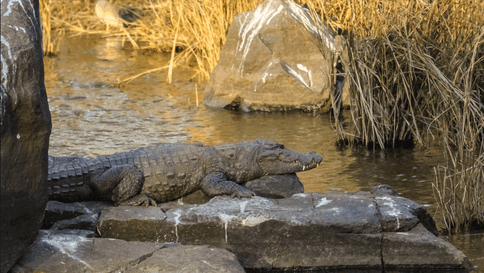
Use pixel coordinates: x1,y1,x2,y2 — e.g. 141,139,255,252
263,144,278,150
264,143,285,150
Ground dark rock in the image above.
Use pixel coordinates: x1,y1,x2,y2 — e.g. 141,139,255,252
97,192,470,271
382,224,473,271
176,189,213,204
75,201,114,215
11,229,245,273
124,244,245,272
50,214,98,231
203,0,346,112
371,184,398,196
43,201,88,229
97,206,167,241
43,201,111,229
243,173,304,198
375,195,420,233
372,188,439,237
1,1,52,272
410,204,439,237
311,192,382,233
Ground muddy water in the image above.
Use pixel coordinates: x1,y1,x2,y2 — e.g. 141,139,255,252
46,35,483,270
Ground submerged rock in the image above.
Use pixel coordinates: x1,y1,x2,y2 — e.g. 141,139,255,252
1,0,52,272
11,229,245,273
204,0,347,112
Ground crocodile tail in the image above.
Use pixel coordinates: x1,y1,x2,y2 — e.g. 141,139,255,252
47,152,139,202
47,156,106,202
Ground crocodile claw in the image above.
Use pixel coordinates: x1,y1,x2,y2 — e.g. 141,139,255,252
116,194,157,207
231,188,256,199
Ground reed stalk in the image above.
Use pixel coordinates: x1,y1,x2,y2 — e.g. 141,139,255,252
433,147,484,233
325,0,484,231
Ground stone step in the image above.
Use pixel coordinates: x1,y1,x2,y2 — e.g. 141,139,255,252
97,192,472,271
11,230,245,273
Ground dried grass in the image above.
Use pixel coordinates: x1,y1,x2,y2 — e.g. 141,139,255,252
325,0,484,231
433,148,484,233
40,0,262,81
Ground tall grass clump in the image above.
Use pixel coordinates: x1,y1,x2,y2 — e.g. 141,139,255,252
433,147,484,233
328,0,484,149
39,0,264,81
325,0,484,231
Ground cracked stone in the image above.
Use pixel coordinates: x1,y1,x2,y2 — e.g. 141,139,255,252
10,230,245,273
96,190,471,271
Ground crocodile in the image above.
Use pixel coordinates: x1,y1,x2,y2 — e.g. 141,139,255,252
47,139,323,206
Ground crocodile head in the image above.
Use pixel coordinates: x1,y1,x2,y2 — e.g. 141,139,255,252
255,139,323,175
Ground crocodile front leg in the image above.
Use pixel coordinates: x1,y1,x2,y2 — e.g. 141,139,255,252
201,172,255,198
90,165,155,206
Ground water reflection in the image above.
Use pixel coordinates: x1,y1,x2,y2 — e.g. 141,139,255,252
45,34,482,269
447,232,484,271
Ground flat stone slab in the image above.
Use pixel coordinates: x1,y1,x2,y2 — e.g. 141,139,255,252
11,229,245,273
97,192,472,271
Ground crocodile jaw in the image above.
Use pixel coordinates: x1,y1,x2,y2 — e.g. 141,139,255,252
257,150,323,175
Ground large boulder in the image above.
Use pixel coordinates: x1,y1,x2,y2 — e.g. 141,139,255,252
1,0,52,272
11,229,245,273
203,0,346,112
97,190,472,271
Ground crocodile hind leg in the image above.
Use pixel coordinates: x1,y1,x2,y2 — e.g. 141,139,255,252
201,172,255,198
90,165,156,206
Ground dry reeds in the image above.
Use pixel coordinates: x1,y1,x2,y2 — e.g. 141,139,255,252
325,0,484,231
39,0,262,80
40,0,63,56
331,0,484,149
433,148,484,233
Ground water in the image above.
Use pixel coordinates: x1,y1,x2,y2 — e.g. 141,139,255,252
45,34,483,270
